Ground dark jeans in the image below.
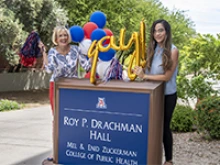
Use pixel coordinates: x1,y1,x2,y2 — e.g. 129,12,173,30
163,92,177,161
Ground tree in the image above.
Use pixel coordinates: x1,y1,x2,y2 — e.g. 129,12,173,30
55,0,140,37
55,0,195,45
0,0,68,66
3,0,68,46
136,0,196,48
55,0,195,61
0,7,27,65
177,34,220,101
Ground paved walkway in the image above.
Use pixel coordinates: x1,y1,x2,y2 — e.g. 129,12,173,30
0,106,53,165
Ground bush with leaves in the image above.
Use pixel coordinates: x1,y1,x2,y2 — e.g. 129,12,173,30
1,0,68,66
177,34,220,101
195,96,220,140
0,7,27,65
55,0,195,67
171,104,195,132
0,99,23,112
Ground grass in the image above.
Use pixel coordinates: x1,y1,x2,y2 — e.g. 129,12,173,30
0,99,24,112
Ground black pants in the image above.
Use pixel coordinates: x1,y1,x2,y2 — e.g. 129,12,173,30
163,92,177,161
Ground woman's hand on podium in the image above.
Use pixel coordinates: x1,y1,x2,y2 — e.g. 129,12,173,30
134,66,146,80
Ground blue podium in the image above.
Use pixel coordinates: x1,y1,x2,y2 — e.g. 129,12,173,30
54,78,164,165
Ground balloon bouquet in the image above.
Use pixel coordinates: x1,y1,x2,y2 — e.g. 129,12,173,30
69,11,146,85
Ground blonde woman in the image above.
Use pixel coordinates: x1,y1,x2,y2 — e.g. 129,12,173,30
41,26,91,165
40,26,91,114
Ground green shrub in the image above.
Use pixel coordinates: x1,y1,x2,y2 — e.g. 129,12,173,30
171,104,195,132
1,0,68,66
0,99,23,111
0,7,26,65
195,96,220,140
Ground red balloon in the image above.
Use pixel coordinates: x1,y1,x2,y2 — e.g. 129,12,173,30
83,22,98,39
103,28,113,45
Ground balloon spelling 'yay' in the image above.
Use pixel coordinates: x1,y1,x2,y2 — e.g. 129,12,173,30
139,19,147,68
88,20,147,85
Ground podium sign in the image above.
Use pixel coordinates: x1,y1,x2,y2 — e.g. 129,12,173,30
54,78,164,165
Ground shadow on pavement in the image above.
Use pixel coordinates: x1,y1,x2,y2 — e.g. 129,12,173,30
12,150,53,165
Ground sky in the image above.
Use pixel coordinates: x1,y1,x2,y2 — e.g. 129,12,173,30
159,0,220,35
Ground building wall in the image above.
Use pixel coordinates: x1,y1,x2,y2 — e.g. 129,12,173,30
0,71,51,92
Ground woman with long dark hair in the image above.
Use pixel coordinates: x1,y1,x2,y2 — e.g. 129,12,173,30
134,19,179,165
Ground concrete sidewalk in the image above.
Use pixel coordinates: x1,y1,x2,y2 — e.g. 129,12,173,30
0,106,53,165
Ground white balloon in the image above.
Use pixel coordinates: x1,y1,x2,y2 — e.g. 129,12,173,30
96,60,112,79
79,39,92,55
122,70,130,82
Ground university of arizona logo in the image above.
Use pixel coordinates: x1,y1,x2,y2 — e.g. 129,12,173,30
96,97,107,109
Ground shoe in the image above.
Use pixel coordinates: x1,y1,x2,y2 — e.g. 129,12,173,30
42,157,53,165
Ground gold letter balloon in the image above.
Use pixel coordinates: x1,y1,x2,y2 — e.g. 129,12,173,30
88,20,147,85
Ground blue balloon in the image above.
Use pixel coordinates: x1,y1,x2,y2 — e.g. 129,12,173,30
90,11,106,28
98,45,116,61
69,25,84,42
91,28,106,41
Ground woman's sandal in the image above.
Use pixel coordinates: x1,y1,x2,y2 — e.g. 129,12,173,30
42,157,53,165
